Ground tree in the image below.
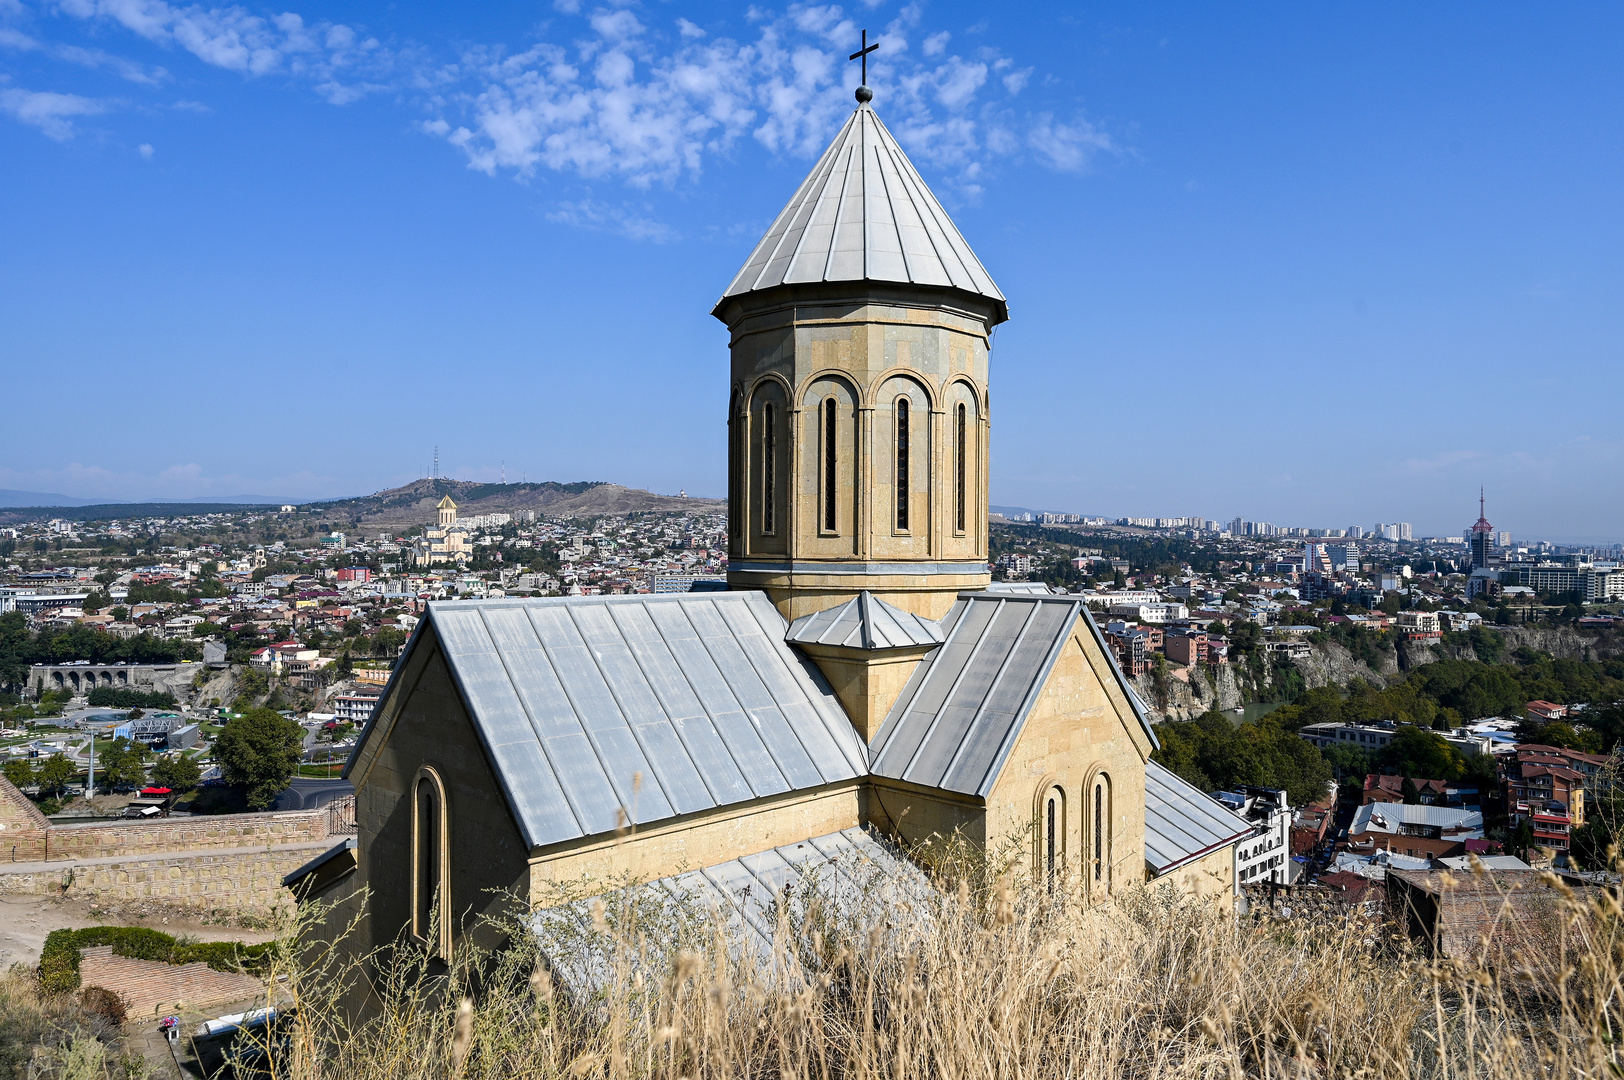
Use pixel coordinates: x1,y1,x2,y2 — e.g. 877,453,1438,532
3,758,34,790
97,737,149,791
149,753,201,793
1507,817,1536,863
1401,776,1420,805
214,706,303,809
1379,726,1464,781
36,753,74,797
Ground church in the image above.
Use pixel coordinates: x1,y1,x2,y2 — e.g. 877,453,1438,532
288,84,1251,975
410,496,471,568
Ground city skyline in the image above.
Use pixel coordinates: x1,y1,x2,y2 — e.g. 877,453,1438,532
3,3,1621,541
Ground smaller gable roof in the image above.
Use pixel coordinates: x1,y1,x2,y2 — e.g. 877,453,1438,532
869,593,1155,797
785,591,944,650
533,825,930,991
1144,761,1254,875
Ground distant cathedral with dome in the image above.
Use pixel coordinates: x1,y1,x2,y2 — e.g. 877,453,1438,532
287,78,1253,989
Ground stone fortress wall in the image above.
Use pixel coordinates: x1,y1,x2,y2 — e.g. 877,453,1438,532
0,777,345,912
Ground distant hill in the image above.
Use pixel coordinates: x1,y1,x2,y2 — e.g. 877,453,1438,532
313,479,725,527
0,488,99,508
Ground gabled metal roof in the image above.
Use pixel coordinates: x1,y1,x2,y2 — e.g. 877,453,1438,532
868,594,1160,797
384,593,870,851
982,582,1057,595
1143,761,1253,876
715,104,1007,323
532,826,931,992
868,594,1084,796
784,591,945,650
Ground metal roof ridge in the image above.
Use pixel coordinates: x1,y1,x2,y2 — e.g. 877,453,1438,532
971,600,1082,798
673,596,799,789
935,598,1046,792
869,109,957,289
738,590,868,779
896,598,1008,782
500,606,596,838
867,599,970,766
562,601,685,813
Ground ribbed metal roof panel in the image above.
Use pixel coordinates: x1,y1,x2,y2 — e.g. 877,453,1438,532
784,591,946,650
422,592,868,850
530,826,932,992
1143,761,1254,875
719,106,1005,313
868,595,1083,797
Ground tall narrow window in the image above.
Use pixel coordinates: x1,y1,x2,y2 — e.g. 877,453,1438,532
894,398,910,531
761,402,776,534
1093,783,1102,881
1092,777,1111,891
955,402,968,534
413,771,446,953
823,398,838,533
1045,793,1058,891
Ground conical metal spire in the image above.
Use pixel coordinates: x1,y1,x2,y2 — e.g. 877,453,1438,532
714,105,1006,322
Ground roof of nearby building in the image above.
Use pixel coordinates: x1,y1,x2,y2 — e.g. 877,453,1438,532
1434,854,1532,872
1143,761,1254,875
1351,803,1484,835
715,104,1006,323
869,594,1156,797
1364,773,1449,796
353,592,870,850
784,591,945,650
532,825,930,991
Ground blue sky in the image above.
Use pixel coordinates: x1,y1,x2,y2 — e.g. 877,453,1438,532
2,2,1620,542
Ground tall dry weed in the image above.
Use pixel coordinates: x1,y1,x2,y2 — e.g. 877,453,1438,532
226,858,1622,1080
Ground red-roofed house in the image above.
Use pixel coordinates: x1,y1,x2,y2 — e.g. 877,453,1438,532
1526,700,1567,721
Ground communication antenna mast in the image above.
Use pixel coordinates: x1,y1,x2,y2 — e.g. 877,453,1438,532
433,446,439,481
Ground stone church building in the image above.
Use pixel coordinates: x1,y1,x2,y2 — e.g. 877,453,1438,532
291,91,1250,974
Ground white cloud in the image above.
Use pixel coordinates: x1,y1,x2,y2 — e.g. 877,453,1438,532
545,198,677,242
25,0,1121,218
0,87,105,139
137,140,153,156
56,0,399,102
1027,112,1114,172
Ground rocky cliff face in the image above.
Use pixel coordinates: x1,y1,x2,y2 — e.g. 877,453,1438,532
1133,640,1393,724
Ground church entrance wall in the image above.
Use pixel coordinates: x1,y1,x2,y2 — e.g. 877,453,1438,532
350,646,531,964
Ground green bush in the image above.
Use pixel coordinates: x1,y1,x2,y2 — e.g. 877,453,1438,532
86,687,177,709
37,926,276,993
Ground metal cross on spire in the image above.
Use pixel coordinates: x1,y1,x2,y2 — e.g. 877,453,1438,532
850,29,878,103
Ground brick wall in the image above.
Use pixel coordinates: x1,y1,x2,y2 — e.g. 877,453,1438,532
42,809,330,862
0,776,50,862
0,843,330,912
78,945,264,1018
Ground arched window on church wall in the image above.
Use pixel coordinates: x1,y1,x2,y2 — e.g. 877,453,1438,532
823,397,838,534
894,396,910,532
955,401,968,535
1044,785,1065,891
748,383,787,545
413,766,450,957
1090,773,1113,896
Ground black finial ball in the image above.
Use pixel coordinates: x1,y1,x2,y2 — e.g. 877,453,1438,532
855,84,873,104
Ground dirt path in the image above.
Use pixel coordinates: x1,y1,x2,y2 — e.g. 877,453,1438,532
0,894,277,969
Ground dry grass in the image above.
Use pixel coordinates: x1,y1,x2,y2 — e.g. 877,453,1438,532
244,856,1624,1080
